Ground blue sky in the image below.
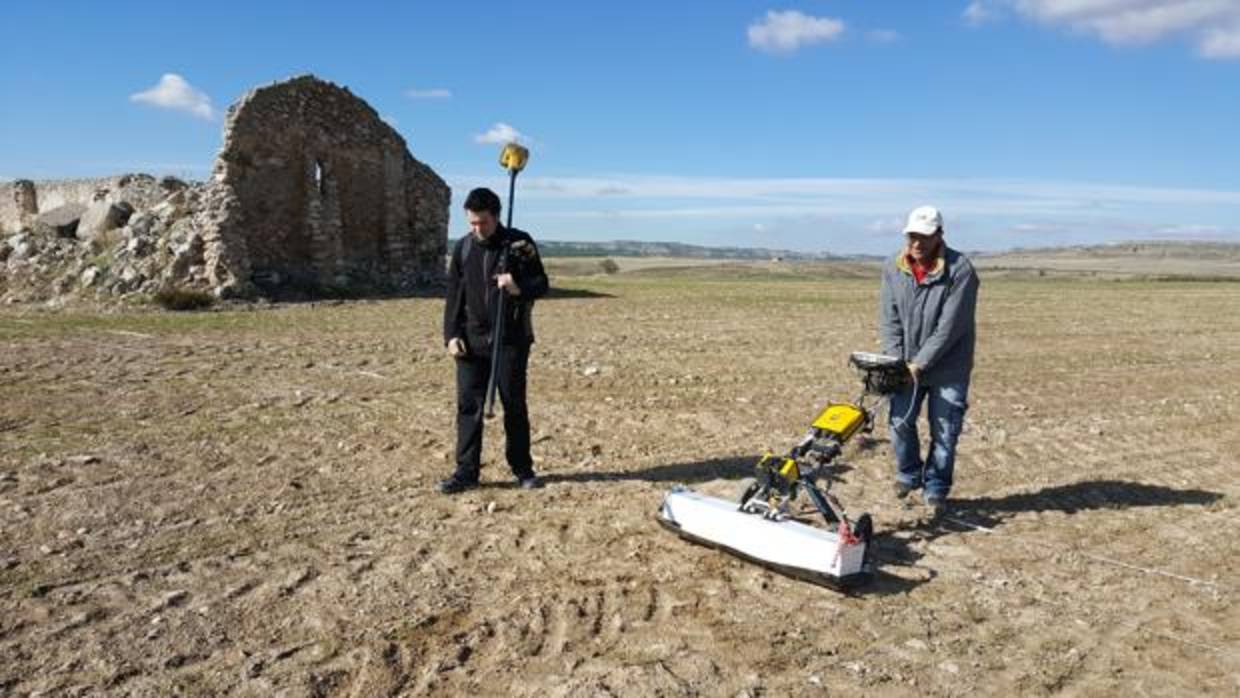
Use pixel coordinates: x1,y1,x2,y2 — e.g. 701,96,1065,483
2,1,1239,254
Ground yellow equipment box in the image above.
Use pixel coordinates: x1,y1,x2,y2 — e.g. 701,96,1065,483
811,403,866,441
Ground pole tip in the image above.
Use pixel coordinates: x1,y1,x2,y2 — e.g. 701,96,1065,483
499,142,530,173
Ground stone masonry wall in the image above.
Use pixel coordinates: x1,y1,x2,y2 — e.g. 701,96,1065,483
0,175,171,233
208,75,450,294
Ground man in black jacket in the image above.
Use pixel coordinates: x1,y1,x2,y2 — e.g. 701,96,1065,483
440,188,549,494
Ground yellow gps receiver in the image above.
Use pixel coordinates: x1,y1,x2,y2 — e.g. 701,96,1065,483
499,142,529,173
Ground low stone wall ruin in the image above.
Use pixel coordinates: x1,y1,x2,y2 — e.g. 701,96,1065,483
0,175,173,234
1,75,450,304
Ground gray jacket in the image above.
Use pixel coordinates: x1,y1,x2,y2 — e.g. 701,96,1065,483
879,246,979,387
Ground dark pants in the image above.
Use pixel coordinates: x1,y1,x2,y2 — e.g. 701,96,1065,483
453,342,534,482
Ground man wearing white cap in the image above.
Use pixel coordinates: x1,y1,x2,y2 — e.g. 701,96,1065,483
878,206,980,516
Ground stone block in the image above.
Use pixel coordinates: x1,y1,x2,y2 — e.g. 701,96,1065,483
35,202,87,238
77,200,134,240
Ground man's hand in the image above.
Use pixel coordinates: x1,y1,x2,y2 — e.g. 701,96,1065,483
509,239,537,261
907,362,923,382
447,337,467,358
496,273,522,296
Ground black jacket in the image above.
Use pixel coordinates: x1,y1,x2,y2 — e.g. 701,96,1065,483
443,226,549,353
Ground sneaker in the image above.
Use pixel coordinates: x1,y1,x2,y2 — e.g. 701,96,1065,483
518,475,543,490
924,494,947,517
437,476,478,495
893,481,916,500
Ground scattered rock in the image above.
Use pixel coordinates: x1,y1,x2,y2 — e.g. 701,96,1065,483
151,590,189,613
7,233,36,261
35,202,87,238
126,212,156,239
78,266,99,287
77,200,133,240
125,235,154,258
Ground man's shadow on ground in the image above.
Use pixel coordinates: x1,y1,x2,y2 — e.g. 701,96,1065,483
542,454,764,485
542,454,1224,596
543,287,615,299
873,479,1223,594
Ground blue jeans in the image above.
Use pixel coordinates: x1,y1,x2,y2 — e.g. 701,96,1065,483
889,382,969,500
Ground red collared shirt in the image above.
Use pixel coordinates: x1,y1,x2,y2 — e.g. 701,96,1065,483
907,255,932,284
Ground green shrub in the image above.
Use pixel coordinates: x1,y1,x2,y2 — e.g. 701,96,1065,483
153,287,215,311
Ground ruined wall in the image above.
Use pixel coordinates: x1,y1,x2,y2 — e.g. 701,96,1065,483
207,75,450,294
0,175,175,233
2,75,449,304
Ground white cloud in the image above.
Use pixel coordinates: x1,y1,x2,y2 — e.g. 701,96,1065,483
867,216,905,236
1007,221,1073,234
130,74,215,120
405,87,452,99
446,172,1240,242
447,172,1240,252
1150,223,1226,237
964,1,995,25
748,10,845,53
474,122,530,145
971,0,1240,58
448,173,1240,209
1199,24,1240,57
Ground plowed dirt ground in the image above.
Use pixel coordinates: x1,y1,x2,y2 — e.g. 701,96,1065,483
2,261,1237,696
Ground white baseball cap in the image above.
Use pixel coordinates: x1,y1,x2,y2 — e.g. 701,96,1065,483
903,206,943,235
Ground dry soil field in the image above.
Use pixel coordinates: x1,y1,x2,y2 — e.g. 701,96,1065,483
1,262,1237,696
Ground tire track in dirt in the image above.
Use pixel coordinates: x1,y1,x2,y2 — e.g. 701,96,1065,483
401,582,682,694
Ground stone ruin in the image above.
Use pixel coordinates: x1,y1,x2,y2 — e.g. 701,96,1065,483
0,75,449,305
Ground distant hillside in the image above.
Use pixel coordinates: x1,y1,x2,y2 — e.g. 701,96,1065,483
978,240,1240,261
537,239,1240,277
975,240,1240,278
539,239,834,260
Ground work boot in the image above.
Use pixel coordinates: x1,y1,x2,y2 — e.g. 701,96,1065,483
438,476,478,495
518,475,543,490
924,494,947,518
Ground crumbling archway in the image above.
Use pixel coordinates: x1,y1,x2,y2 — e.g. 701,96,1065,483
208,75,449,294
